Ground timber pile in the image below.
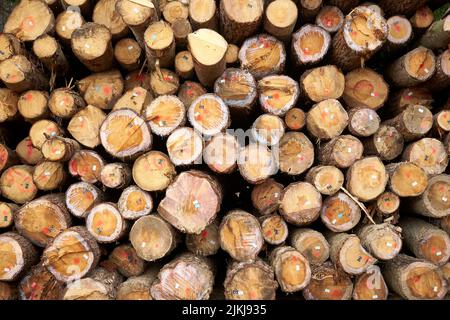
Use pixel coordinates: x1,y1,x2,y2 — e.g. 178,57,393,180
0,0,450,301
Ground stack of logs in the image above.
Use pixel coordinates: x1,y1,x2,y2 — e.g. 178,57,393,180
0,0,450,301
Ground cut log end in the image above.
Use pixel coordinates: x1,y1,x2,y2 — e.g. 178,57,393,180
403,138,448,175
66,182,103,218
353,265,389,300
258,75,299,116
348,108,381,137
251,178,283,215
387,162,428,197
203,133,239,174
260,214,288,245
188,94,230,136
284,108,306,131
237,143,278,184
290,228,330,265
0,165,37,204
109,244,145,278
292,25,331,67
69,150,105,184
306,99,348,140
358,223,403,260
0,232,37,281
251,114,285,147
132,151,176,192
118,185,153,220
387,16,413,45
278,132,314,176
186,220,220,256
166,127,203,166
316,6,344,33
320,192,361,232
306,165,344,196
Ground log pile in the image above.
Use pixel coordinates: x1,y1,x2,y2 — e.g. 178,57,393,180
0,0,450,301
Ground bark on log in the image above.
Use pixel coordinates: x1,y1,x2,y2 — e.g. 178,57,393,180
114,38,143,71
416,15,450,51
68,150,105,184
425,49,450,92
189,0,218,31
378,0,428,16
357,223,402,260
409,174,450,218
363,125,404,161
65,182,103,218
19,264,64,300
291,25,331,69
186,220,220,256
402,138,448,175
0,55,48,92
144,21,176,69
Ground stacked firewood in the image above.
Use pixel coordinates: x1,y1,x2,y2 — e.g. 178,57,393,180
0,0,450,300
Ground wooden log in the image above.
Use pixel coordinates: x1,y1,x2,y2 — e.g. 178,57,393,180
378,0,428,16
343,68,388,111
188,28,228,87
42,226,100,282
251,178,283,215
0,165,37,204
100,162,132,189
0,55,48,92
15,137,44,165
251,114,285,146
71,23,114,72
92,0,129,40
385,162,428,197
387,47,436,87
15,194,71,247
124,70,152,91
219,0,264,45
263,0,298,42
0,144,18,174
144,95,185,137
214,68,257,119
113,86,153,115
0,88,19,123
166,127,203,166
33,161,66,191
172,18,192,49
177,81,206,108
68,105,106,148
291,25,331,69
278,131,314,175
402,138,448,175
305,165,344,196
130,215,180,261
116,266,160,300
189,0,218,31
203,132,239,174
410,174,450,219
225,44,239,66
114,38,143,71
77,70,124,110
279,182,322,226
108,243,146,278
400,217,450,266
290,228,330,265
363,125,404,161
329,6,388,72
224,259,278,300
188,93,230,136
65,182,103,218
174,51,194,79
425,49,450,92
0,202,18,229
3,0,54,42
55,9,85,46
374,191,400,224
61,0,93,17
306,99,348,140
416,15,450,51
238,34,286,80
100,109,152,160
357,223,402,261
32,34,69,74
328,0,358,14
68,150,105,184
41,137,80,162
19,264,64,300
347,108,380,137
118,185,153,220
316,6,344,33
0,232,38,282
301,66,345,103
150,67,180,96
284,108,306,131
269,246,311,293
385,16,413,53
382,254,447,300
132,150,176,191
144,21,176,69
0,282,18,300
328,232,377,275
237,143,278,184
260,214,288,245
48,88,85,119
410,6,434,33
186,220,220,256
29,119,62,149
258,75,299,116
352,265,388,300
320,192,361,232
303,261,353,300
163,1,189,24
219,209,263,261
158,170,222,234
346,156,388,202
86,202,128,243
150,253,214,300
0,33,25,62
318,135,363,169
387,87,433,115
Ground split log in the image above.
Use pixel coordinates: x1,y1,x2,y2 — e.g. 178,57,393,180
306,99,348,140
174,51,194,79
251,178,283,215
33,161,66,191
315,6,344,33
188,0,218,31
237,143,278,184
330,6,388,72
284,108,306,131
343,68,388,110
385,162,428,197
71,23,114,72
410,174,450,219
158,170,222,233
68,150,105,184
150,253,214,300
0,165,37,204
303,261,353,300
86,202,128,243
118,185,153,220
374,191,400,224
19,264,64,300
416,15,450,51
219,0,264,45
93,0,129,40
347,108,380,137
400,217,450,266
114,38,143,71
0,202,18,229
224,259,278,300
378,0,428,16
113,86,153,114
15,137,44,165
150,67,180,96
41,137,80,162
188,28,228,87
352,265,388,300
318,135,363,169
260,214,288,245
144,21,176,69
269,246,311,293
0,55,48,92
116,266,160,300
385,16,413,53
132,150,176,191
109,243,146,278
238,34,286,79
0,232,37,282
251,114,285,146
363,125,404,161
32,35,69,74
203,132,239,174
258,75,299,116
65,182,103,218
48,88,85,119
42,226,101,282
55,9,85,46
346,156,388,202
278,131,314,175
67,105,106,148
291,25,331,69
320,192,361,232
382,254,447,300
225,44,239,66
130,215,180,261
166,127,204,166
357,223,402,260
177,81,207,108
100,163,132,189
425,49,450,92
410,6,434,33
279,182,322,226
188,94,230,136
264,0,298,42
290,228,330,265
402,138,448,175
0,88,19,123
186,220,220,256
305,165,344,196
172,18,192,49
328,232,377,275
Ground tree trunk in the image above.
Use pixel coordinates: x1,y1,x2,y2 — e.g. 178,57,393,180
144,21,176,69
